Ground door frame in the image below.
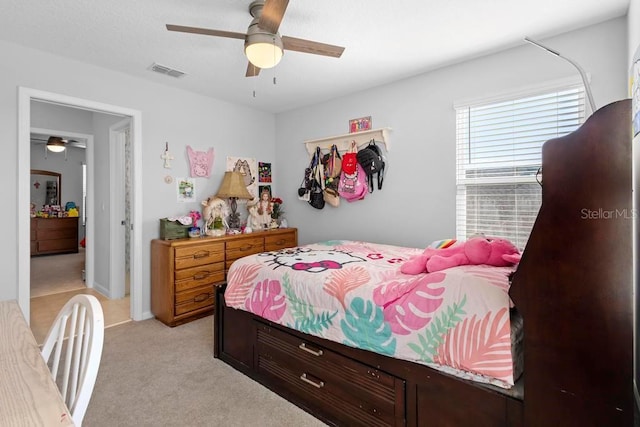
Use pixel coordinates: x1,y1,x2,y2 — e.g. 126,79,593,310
109,118,130,299
18,87,144,321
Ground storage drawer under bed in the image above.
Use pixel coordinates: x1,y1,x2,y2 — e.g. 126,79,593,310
255,321,405,427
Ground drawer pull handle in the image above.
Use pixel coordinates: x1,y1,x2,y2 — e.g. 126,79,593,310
299,373,324,389
298,343,323,357
194,293,210,303
193,251,210,259
239,245,253,251
275,239,285,245
193,272,210,280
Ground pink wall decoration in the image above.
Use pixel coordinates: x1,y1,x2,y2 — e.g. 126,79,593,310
186,145,214,178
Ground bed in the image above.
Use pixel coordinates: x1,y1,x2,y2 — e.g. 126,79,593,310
214,99,634,426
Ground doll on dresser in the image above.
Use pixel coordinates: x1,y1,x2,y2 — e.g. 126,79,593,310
247,188,273,229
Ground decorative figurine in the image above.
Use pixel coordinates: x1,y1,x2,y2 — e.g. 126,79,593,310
161,142,174,169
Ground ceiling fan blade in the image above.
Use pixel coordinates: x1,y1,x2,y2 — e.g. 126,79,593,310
259,0,289,34
166,24,246,40
246,62,262,77
282,36,345,58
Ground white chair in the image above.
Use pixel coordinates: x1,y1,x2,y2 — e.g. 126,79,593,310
41,294,104,426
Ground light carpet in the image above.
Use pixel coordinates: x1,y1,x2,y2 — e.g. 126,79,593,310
84,315,327,427
30,249,86,297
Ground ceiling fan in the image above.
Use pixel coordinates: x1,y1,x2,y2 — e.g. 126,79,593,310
31,135,85,152
166,0,345,77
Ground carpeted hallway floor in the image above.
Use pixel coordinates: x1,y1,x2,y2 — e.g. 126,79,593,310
30,249,87,298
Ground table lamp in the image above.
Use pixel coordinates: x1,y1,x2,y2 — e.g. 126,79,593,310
215,171,253,230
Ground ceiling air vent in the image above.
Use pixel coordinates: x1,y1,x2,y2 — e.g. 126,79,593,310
149,62,186,78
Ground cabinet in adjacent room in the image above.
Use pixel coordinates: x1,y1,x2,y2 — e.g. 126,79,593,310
30,217,79,256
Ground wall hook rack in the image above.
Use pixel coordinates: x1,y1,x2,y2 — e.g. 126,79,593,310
303,127,391,156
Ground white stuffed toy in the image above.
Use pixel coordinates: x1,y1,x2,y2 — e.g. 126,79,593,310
201,196,229,235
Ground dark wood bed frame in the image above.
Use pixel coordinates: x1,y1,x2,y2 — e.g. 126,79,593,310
214,99,634,426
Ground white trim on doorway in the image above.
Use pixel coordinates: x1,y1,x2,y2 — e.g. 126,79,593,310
109,118,130,300
18,87,144,322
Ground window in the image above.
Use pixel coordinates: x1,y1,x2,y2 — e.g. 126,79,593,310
455,84,585,248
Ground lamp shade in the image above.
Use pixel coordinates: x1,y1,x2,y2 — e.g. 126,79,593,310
46,136,66,153
244,18,283,69
215,171,253,200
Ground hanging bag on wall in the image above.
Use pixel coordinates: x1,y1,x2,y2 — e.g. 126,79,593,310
308,147,326,209
356,139,385,193
338,161,368,202
323,144,342,179
297,175,311,201
323,187,340,207
341,141,358,174
322,144,342,207
297,146,319,201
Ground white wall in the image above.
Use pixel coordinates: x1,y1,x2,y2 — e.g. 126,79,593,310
276,18,629,248
1,39,276,309
629,0,640,65
31,101,94,134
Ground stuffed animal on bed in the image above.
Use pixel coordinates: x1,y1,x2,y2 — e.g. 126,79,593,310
400,236,522,275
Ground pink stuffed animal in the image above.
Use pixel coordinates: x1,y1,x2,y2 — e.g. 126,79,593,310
400,237,521,275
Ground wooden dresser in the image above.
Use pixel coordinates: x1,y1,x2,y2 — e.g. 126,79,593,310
30,217,79,256
151,228,297,326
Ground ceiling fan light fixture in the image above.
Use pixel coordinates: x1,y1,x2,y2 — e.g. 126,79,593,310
46,136,66,153
245,32,283,69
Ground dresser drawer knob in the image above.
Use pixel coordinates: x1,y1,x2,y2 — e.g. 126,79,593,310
193,272,210,280
275,239,285,245
193,251,210,259
194,293,210,303
239,245,253,251
298,342,323,357
299,373,324,389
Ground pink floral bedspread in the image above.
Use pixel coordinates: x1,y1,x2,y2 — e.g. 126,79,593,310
225,240,517,388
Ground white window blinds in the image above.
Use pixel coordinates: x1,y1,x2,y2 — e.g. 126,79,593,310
455,85,585,249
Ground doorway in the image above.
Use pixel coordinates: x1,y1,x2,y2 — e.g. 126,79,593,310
18,87,143,323
30,127,90,298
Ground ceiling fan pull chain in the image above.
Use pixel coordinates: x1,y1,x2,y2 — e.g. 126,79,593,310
272,36,277,86
253,64,257,98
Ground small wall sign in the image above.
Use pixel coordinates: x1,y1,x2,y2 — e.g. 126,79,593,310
349,116,372,133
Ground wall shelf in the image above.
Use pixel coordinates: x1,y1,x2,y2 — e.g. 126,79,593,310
303,127,391,156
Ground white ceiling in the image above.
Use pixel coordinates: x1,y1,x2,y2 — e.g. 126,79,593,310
2,0,630,113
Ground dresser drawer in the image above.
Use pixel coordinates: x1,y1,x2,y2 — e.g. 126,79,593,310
226,237,265,260
175,284,214,316
255,322,405,426
36,218,77,230
38,228,77,240
265,232,297,251
175,263,225,292
38,238,78,253
175,243,224,270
